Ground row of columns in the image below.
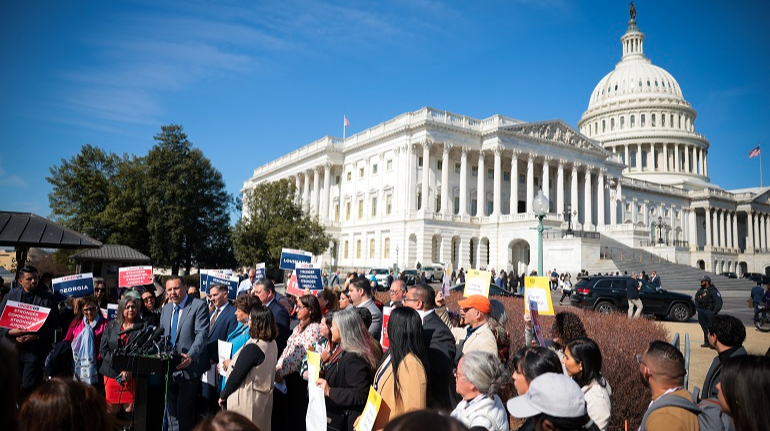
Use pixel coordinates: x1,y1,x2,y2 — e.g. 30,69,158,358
695,208,770,252
614,143,708,176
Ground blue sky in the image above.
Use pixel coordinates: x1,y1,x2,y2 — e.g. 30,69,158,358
2,0,769,220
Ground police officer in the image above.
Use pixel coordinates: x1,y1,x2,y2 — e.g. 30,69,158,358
695,275,722,347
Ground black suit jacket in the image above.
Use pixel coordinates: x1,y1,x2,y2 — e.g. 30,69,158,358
422,311,457,411
99,318,146,379
267,297,291,357
207,303,239,361
0,287,60,360
325,351,373,431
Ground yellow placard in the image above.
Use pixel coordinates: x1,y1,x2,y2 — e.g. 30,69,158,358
307,351,321,383
355,386,382,431
464,269,492,297
524,276,555,316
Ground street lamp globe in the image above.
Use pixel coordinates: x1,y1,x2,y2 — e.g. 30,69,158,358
533,190,549,216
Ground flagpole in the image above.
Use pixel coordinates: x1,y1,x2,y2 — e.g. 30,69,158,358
761,142,763,187
343,115,347,141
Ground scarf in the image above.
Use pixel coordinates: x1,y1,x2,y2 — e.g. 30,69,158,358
72,315,99,384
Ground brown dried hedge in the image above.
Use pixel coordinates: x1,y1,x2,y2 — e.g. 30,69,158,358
375,290,669,431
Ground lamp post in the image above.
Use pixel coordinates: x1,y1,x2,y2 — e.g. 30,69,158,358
562,203,576,236
327,240,334,287
533,189,550,276
395,245,400,277
656,216,669,245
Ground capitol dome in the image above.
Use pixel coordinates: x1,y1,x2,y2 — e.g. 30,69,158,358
578,9,711,190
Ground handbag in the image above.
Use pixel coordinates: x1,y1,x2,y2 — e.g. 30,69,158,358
326,409,351,431
748,297,754,308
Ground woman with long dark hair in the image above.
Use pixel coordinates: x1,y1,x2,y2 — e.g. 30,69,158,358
369,307,429,430
220,306,279,431
717,354,770,431
316,309,377,431
563,338,612,430
508,346,563,431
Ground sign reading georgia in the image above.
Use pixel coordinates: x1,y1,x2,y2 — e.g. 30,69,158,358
53,273,94,300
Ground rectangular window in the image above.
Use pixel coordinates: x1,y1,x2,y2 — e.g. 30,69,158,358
437,161,443,171
335,175,340,185
358,199,363,219
487,201,493,215
344,241,349,258
661,114,666,127
519,174,525,184
345,202,351,220
641,114,646,127
651,114,656,127
471,199,477,215
359,167,364,178
620,116,625,129
372,164,378,174
386,160,392,171
417,192,422,210
504,171,510,182
384,238,390,259
334,204,340,221
435,194,441,212
369,239,375,259
487,168,493,179
610,118,615,130
454,163,461,173
454,197,459,214
631,115,635,127
371,197,377,217
386,195,392,215
356,240,361,258
641,151,648,168
630,151,637,167
418,157,424,167
346,171,351,181
471,166,478,176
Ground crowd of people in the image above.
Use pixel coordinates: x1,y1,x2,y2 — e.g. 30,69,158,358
1,265,769,431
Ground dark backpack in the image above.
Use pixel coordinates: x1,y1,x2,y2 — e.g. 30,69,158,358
640,391,734,431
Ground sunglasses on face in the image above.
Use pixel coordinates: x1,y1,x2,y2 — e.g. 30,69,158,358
94,288,106,292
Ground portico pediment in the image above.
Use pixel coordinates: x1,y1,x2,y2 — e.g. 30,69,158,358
502,120,610,156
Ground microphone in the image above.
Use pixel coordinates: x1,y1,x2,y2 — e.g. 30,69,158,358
139,326,165,353
125,325,155,354
118,321,146,335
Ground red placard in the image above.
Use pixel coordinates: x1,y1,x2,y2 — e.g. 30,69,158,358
0,300,52,332
119,266,153,287
286,273,302,296
380,307,392,350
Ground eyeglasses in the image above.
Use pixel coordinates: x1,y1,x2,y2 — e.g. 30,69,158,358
389,290,404,295
82,307,97,312
635,354,645,365
142,297,154,303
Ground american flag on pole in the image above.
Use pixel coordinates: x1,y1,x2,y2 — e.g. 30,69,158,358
343,116,350,127
749,146,761,159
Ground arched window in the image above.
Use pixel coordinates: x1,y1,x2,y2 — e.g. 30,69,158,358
630,115,635,127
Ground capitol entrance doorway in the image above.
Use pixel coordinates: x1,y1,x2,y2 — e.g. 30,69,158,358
509,239,531,275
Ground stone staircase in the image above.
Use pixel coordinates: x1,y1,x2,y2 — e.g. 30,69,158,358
587,236,754,291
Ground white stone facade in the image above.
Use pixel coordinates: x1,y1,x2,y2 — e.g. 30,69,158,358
242,12,770,277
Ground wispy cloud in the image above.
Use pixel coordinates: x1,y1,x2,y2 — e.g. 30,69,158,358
0,156,27,188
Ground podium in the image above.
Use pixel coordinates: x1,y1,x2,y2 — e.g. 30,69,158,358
114,354,179,431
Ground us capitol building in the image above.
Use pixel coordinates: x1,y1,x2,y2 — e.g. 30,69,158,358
243,9,770,277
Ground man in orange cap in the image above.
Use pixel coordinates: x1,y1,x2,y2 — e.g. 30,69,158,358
454,294,498,364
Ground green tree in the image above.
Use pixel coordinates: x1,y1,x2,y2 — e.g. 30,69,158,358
144,125,235,274
47,144,119,241
232,178,330,269
101,155,151,255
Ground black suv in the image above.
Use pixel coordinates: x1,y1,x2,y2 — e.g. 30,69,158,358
569,276,696,322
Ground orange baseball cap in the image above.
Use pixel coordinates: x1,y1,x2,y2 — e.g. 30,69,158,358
457,295,491,314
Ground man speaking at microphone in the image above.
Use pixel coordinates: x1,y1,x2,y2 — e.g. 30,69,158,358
161,276,210,431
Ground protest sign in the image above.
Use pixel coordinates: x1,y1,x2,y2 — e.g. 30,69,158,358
199,270,234,293
463,269,492,297
296,267,324,292
286,273,301,296
255,262,266,280
118,266,153,287
307,350,321,384
53,273,94,299
203,272,239,300
524,276,555,316
380,307,392,350
101,303,118,320
355,386,383,431
0,300,51,332
529,300,547,347
279,248,313,270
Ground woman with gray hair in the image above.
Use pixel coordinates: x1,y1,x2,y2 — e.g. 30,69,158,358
315,308,378,431
99,295,143,417
450,350,510,431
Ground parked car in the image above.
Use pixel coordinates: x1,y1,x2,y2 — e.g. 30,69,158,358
449,283,517,298
368,268,391,290
401,269,419,286
744,272,770,284
569,276,696,322
721,272,738,279
422,265,445,282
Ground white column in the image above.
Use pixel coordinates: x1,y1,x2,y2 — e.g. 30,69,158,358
748,211,755,251
408,144,418,212
542,158,550,203
712,210,719,247
689,210,698,247
674,144,681,172
697,148,703,175
650,144,656,171
720,210,727,248
526,156,535,213
510,151,519,214
584,168,593,227
663,143,669,171
635,145,642,171
477,151,486,216
761,214,767,251
441,144,451,215
596,170,605,226
704,208,712,247
459,147,469,216
556,160,565,216
570,164,579,216
303,171,311,213
727,211,734,249
704,152,709,176
685,145,691,173
294,175,301,205
732,211,738,250
421,142,431,212
493,146,502,216
322,164,332,221
631,199,638,225
311,167,320,215
624,145,630,170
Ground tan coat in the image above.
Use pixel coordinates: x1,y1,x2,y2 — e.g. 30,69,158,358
225,338,278,431
644,389,699,431
373,353,427,430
